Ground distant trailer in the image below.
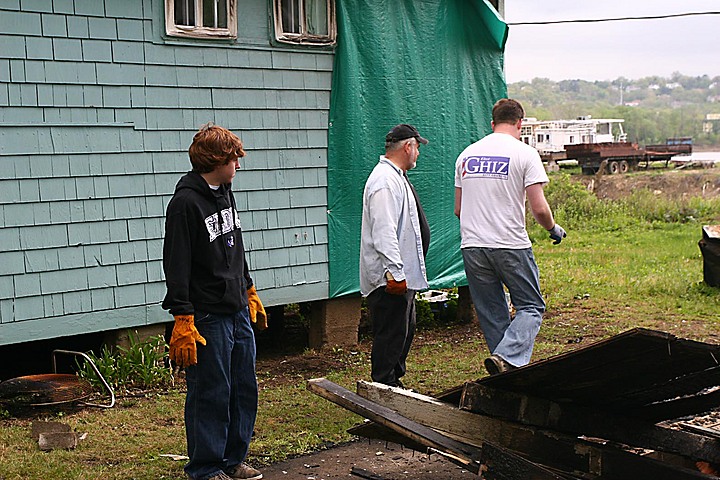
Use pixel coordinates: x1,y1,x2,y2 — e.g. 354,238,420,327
569,139,693,175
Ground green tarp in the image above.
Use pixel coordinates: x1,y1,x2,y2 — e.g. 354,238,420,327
327,0,508,297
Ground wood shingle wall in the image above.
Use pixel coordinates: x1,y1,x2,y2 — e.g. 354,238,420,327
0,0,333,345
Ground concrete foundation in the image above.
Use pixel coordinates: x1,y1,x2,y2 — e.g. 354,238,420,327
457,285,477,324
308,295,362,349
103,324,167,351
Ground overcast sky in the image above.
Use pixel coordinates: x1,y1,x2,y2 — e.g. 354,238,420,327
503,0,720,83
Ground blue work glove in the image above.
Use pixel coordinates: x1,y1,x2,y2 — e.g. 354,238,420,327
548,224,567,245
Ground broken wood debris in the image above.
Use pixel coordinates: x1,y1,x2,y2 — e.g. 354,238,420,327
308,328,720,479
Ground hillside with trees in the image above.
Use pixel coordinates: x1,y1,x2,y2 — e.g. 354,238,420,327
508,73,720,148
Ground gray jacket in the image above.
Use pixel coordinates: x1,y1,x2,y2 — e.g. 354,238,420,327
359,156,428,296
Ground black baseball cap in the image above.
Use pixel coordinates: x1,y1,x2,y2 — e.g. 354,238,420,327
385,124,429,145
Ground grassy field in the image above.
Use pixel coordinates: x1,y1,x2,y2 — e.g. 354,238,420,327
1,171,719,479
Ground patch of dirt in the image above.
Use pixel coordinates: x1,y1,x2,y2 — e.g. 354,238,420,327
257,353,347,389
579,169,720,200
259,439,476,479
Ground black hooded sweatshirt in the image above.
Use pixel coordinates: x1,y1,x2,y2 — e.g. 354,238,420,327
162,171,253,316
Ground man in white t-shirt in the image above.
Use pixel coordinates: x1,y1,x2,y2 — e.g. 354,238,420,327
454,98,566,375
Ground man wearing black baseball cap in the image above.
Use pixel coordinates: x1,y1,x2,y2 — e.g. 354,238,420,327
360,123,431,388
385,124,429,146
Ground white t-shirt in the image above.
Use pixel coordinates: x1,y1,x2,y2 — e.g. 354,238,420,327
454,132,549,249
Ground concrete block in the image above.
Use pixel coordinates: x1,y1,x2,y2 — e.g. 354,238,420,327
457,285,477,323
38,432,80,451
32,421,71,441
103,324,166,351
308,295,361,349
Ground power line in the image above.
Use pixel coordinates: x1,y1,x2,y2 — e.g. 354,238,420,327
507,11,720,26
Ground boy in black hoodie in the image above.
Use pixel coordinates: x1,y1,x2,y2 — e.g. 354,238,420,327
162,123,266,480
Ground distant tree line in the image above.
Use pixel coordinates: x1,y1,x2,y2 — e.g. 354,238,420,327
508,72,720,148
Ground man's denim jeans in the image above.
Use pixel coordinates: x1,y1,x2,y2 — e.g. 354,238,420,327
184,307,258,480
462,247,545,367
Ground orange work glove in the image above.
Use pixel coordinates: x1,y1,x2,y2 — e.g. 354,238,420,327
247,285,268,330
169,314,207,368
385,278,407,295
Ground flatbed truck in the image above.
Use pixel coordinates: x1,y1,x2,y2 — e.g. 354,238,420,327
568,138,693,175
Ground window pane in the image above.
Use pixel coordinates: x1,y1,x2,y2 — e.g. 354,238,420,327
305,0,328,35
175,0,195,25
203,0,227,28
281,0,300,33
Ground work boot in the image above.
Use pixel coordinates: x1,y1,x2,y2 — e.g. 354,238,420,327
484,354,517,375
226,463,263,480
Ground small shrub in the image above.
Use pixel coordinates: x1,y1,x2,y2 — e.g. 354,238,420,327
78,332,173,392
415,289,461,330
415,296,437,330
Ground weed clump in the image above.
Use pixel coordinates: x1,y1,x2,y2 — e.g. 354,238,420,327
77,332,173,393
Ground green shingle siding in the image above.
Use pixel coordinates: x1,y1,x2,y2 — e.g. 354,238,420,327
105,0,144,20
0,276,14,300
41,13,68,37
0,11,41,36
0,0,333,344
90,287,115,310
82,39,113,62
67,16,91,38
14,295,44,320
116,19,145,41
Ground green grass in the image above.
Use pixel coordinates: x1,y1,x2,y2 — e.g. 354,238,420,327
2,172,720,479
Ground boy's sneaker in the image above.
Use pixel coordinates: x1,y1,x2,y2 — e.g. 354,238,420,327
484,354,517,375
226,463,263,480
207,473,233,480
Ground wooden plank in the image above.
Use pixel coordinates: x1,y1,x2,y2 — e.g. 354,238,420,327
356,381,499,448
349,420,714,480
306,378,481,473
461,381,720,464
349,382,717,479
352,381,596,474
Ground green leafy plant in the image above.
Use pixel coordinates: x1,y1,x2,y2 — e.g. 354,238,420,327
77,332,173,392
415,296,436,330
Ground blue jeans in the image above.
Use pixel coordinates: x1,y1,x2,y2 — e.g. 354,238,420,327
461,247,545,367
184,307,258,480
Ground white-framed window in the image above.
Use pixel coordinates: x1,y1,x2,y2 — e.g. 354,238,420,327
165,0,237,39
273,0,336,45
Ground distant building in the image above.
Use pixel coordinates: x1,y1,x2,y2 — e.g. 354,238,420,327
703,114,720,134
